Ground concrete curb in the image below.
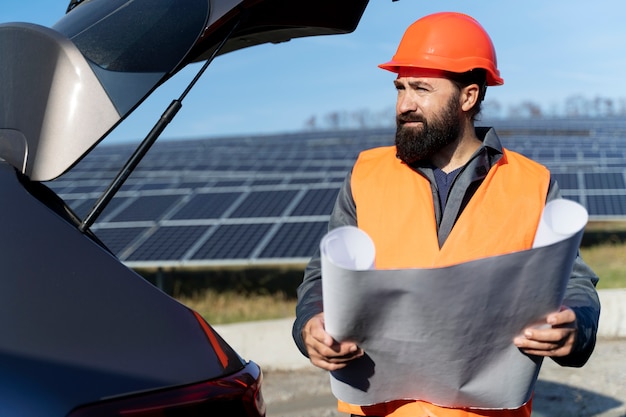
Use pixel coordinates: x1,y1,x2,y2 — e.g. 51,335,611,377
214,317,310,371
596,288,626,339
214,289,625,371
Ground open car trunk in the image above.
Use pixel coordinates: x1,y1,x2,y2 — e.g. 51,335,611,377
0,0,370,415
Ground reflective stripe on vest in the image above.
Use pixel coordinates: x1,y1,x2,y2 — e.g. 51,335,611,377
339,145,549,417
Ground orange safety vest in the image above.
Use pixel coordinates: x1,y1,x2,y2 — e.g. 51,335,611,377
340,146,550,417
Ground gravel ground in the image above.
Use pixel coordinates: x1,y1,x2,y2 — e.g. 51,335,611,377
262,338,626,417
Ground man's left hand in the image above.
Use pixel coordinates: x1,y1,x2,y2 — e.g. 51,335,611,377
513,306,577,357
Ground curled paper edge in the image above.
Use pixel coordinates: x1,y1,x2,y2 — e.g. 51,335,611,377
532,199,588,248
320,225,376,271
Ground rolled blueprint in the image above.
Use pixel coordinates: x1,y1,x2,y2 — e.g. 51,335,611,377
533,198,588,248
320,225,376,271
320,198,587,409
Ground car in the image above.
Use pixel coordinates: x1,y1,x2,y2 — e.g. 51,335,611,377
0,0,369,415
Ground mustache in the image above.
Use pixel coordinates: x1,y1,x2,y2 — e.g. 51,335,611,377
396,113,426,124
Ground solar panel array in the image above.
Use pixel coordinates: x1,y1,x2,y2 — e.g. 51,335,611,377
49,118,626,268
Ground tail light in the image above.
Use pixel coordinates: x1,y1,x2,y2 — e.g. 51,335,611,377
67,361,265,417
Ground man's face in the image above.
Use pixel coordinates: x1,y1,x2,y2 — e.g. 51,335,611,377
393,73,462,165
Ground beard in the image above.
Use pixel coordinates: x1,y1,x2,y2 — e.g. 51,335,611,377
395,94,462,164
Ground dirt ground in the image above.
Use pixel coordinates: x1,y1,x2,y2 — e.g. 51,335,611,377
262,338,626,417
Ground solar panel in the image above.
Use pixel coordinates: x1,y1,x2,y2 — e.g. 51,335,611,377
190,223,272,260
66,197,98,219
95,227,149,255
291,188,340,216
559,150,579,160
230,190,299,218
179,181,213,189
109,194,184,222
252,179,285,186
584,173,626,189
126,225,209,261
68,184,107,194
171,192,240,219
259,221,328,259
552,173,579,190
67,196,133,220
49,118,626,268
215,179,246,187
587,195,626,216
289,177,323,185
561,194,583,205
136,181,179,191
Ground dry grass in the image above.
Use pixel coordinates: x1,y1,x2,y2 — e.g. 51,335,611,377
177,290,296,325
580,221,626,289
580,242,626,289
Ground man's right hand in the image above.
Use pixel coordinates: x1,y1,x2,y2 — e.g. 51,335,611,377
302,312,364,371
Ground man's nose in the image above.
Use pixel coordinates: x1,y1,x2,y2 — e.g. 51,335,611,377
397,91,418,114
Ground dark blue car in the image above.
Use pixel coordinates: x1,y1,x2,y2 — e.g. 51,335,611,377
0,0,368,415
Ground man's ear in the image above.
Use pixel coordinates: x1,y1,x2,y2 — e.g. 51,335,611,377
460,83,481,112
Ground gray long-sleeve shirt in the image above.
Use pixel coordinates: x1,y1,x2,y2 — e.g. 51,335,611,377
292,127,600,367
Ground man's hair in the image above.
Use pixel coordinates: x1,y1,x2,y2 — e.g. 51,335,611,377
448,69,488,121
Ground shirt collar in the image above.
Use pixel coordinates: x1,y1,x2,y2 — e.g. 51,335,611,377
476,126,504,157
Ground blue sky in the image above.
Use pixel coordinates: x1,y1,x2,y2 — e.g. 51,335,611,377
3,1,626,144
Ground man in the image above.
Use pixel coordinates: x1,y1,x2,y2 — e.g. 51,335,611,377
292,11,600,417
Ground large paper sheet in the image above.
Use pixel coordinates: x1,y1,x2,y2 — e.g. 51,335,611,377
321,199,587,409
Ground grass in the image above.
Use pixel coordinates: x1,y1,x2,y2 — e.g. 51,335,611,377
177,228,626,325
581,221,626,289
580,242,626,289
176,290,297,325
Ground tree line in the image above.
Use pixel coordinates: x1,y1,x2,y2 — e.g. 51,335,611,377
303,95,626,130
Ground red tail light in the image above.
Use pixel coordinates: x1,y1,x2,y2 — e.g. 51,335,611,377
67,361,265,417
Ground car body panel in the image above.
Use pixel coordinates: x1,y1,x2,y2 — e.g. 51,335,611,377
0,23,121,182
0,161,247,415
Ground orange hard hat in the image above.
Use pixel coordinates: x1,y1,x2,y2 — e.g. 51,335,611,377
379,12,503,86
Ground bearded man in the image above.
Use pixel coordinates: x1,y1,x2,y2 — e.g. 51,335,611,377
292,12,600,417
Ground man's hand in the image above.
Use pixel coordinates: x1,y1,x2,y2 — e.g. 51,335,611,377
302,312,363,371
513,306,577,357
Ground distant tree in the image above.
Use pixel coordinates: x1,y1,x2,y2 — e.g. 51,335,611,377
482,99,503,119
507,101,542,118
618,98,626,116
303,95,626,131
524,101,543,118
351,109,368,129
592,96,614,117
373,106,395,127
565,95,591,117
324,112,340,129
304,116,316,130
